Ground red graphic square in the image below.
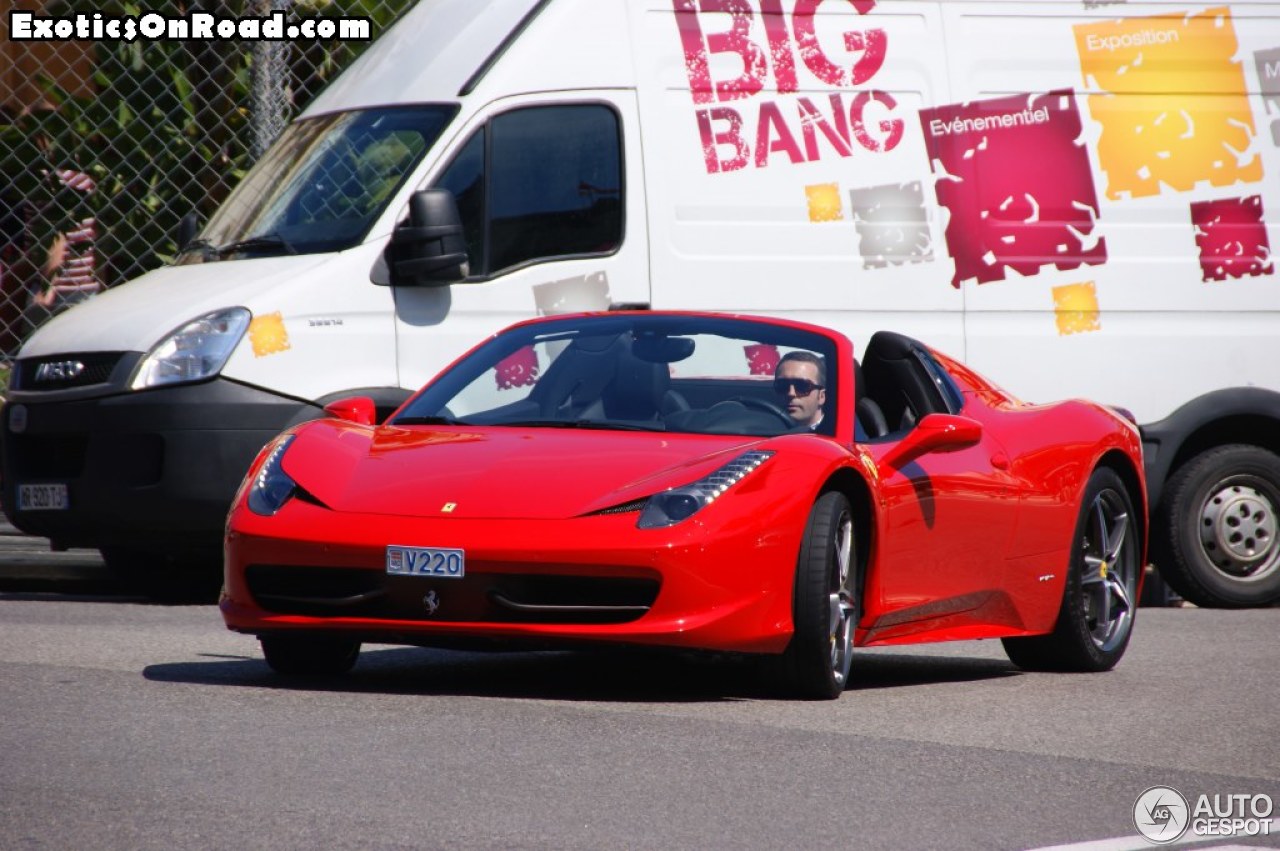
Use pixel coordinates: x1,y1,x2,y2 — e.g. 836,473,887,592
1191,196,1275,282
744,344,780,375
919,90,1106,287
495,346,540,390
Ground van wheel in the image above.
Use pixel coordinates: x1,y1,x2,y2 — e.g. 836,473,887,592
1003,468,1139,672
1153,445,1280,608
773,491,856,700
100,546,222,603
260,635,361,676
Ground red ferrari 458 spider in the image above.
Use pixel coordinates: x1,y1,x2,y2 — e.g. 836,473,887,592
221,311,1147,699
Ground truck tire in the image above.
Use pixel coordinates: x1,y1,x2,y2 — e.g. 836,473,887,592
1152,444,1280,608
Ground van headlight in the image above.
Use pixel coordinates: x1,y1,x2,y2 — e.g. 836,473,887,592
131,308,251,390
637,450,774,529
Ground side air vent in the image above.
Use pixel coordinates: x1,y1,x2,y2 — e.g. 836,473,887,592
584,498,648,517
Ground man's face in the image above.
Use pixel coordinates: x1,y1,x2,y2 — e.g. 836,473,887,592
774,359,826,427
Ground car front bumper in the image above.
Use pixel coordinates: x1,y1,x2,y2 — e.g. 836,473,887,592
221,495,808,655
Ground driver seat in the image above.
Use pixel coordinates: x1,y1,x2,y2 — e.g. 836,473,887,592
855,359,889,439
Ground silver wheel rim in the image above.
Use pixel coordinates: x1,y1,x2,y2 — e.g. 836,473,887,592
828,512,855,687
1198,479,1280,582
1080,488,1136,652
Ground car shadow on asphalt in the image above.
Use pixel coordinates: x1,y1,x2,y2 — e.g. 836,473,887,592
143,644,1020,703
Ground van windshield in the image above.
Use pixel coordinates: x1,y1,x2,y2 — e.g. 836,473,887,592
180,105,458,262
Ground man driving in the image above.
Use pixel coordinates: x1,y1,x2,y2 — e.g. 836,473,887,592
774,351,827,430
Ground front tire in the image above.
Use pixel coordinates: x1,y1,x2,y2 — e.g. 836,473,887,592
1152,445,1280,608
775,491,857,700
1003,468,1139,672
260,635,361,677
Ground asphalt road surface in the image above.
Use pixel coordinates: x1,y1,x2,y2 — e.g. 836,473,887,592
1,525,1278,850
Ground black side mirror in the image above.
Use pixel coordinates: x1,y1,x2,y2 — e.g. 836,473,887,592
176,212,200,251
384,189,469,287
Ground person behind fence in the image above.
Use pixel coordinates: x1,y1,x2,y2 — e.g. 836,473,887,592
21,165,102,334
773,350,827,430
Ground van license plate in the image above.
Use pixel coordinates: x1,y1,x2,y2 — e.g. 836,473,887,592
386,546,465,578
18,484,68,511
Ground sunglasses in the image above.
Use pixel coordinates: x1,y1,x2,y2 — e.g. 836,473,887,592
773,378,823,397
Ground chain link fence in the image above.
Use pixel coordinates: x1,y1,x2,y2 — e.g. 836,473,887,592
0,0,413,378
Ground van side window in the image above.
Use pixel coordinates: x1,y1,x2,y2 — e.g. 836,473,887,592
432,104,622,277
434,129,485,273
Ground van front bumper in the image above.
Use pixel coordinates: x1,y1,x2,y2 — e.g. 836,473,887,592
0,377,316,554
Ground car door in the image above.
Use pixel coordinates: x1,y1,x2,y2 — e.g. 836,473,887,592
857,333,1022,627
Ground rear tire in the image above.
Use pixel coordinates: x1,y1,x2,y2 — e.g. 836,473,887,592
1152,445,1280,608
1003,468,1139,672
774,491,857,700
260,635,361,676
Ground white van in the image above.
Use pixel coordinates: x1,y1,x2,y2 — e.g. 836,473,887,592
4,0,1280,606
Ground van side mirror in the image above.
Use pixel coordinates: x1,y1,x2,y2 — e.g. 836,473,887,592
878,413,982,473
383,189,469,287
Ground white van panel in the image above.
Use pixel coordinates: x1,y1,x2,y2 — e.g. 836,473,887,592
18,253,329,358
949,2,1280,422
219,241,400,400
469,0,637,100
966,308,1280,422
303,0,544,115
633,0,963,355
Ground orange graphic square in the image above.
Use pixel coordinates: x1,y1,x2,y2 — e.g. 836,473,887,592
249,312,291,357
1053,282,1101,336
1075,7,1262,199
806,183,844,222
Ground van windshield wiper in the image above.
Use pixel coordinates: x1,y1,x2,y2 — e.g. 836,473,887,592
214,233,297,258
176,238,216,259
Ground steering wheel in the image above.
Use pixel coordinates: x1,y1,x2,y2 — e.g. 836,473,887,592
729,396,796,428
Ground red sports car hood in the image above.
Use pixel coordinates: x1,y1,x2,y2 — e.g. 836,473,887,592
280,421,766,519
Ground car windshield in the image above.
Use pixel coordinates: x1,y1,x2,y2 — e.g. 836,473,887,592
393,314,839,437
180,105,457,262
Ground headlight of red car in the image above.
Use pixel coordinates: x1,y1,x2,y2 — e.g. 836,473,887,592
247,434,298,516
637,450,774,529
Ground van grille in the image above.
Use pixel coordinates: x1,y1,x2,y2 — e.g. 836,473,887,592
16,353,124,390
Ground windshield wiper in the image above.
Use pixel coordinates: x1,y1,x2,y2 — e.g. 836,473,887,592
392,415,470,426
214,232,297,258
176,238,216,259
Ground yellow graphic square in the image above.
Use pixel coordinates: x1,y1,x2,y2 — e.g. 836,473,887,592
806,183,844,222
249,312,291,357
1074,7,1262,199
1053,282,1101,336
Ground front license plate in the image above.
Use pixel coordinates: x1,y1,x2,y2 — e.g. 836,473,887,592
17,483,68,511
386,546,465,578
